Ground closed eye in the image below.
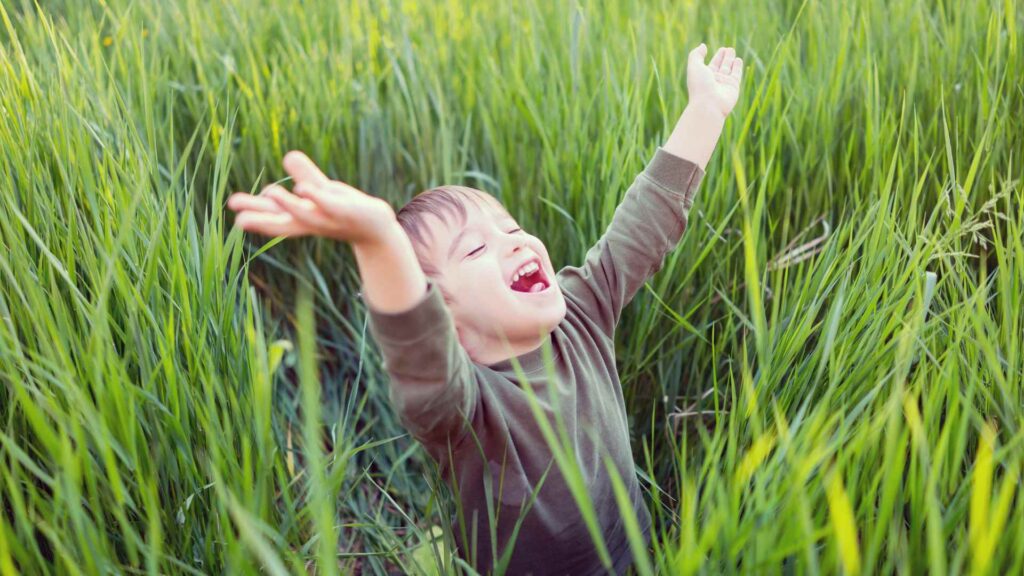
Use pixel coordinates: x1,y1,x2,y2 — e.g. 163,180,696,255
465,229,520,259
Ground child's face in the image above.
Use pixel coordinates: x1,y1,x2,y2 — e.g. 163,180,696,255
420,195,567,362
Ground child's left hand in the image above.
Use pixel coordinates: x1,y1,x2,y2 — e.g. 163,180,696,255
686,44,743,118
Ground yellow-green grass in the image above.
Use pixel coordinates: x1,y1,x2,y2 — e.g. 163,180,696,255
0,0,1021,573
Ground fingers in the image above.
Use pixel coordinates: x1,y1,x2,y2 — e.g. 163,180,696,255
295,180,370,219
292,180,331,202
227,191,283,214
689,43,708,65
263,186,318,213
293,184,349,221
262,186,337,230
283,150,328,186
730,57,743,78
233,212,306,238
710,47,727,71
227,182,310,214
721,47,736,74
233,151,374,240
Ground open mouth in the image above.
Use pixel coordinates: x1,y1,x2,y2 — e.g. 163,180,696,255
509,259,550,293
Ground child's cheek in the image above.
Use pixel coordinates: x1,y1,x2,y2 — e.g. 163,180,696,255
462,259,497,292
531,238,552,263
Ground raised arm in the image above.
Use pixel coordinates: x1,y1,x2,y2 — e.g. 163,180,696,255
229,151,427,313
556,44,742,335
664,44,742,170
228,153,478,448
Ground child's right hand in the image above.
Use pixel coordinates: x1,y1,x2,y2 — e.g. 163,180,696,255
227,151,397,246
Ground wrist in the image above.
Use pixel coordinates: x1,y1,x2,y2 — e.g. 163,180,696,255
351,223,429,315
663,101,727,171
351,220,405,255
332,197,399,245
684,98,728,124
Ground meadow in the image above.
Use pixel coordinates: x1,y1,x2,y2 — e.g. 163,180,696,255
0,0,1021,573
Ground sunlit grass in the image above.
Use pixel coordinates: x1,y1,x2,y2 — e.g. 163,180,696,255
1,0,1021,574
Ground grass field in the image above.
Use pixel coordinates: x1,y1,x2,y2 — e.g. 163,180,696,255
1,0,1022,573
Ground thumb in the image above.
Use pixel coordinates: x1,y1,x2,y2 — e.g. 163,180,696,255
283,150,329,186
689,43,708,66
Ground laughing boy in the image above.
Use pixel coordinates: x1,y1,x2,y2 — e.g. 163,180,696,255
229,43,743,575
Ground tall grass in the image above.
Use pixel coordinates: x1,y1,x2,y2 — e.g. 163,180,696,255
1,0,1021,573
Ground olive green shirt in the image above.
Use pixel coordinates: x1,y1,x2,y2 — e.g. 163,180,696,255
368,148,703,575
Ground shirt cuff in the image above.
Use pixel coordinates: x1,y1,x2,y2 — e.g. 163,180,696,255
366,280,449,346
642,147,705,205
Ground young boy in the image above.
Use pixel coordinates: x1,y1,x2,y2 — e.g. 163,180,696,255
229,43,742,575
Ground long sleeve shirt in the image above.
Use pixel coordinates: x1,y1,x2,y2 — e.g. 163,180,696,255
367,147,704,575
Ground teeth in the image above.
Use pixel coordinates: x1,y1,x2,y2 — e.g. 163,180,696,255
517,262,538,276
510,261,541,287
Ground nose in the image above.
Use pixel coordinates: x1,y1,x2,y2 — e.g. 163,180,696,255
507,234,527,255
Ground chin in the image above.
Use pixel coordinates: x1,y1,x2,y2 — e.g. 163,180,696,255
539,288,568,331
505,291,567,340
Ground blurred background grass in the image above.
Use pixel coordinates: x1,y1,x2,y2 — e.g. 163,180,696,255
0,0,1021,573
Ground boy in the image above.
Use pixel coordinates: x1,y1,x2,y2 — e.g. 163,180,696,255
228,43,742,575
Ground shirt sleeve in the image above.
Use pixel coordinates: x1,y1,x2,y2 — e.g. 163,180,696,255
556,147,704,336
366,280,479,448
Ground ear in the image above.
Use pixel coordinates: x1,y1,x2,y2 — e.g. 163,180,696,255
434,280,454,307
